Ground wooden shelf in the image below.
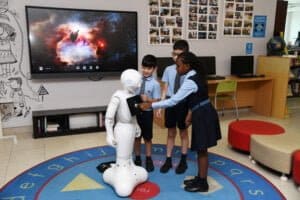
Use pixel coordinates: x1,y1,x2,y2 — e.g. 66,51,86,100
257,56,291,118
32,106,106,138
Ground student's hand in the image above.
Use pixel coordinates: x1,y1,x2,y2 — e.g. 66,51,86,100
139,102,152,111
156,109,162,118
140,94,148,102
185,118,191,128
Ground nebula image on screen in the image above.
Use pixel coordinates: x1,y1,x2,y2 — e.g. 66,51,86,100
26,6,137,76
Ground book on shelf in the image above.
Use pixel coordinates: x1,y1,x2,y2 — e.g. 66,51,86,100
46,123,59,132
37,118,41,134
46,127,58,132
44,116,47,131
41,117,45,133
99,112,106,127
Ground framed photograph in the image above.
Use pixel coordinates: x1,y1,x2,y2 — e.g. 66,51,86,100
188,31,198,39
173,0,182,7
150,16,157,27
161,0,170,7
199,6,208,14
150,28,159,36
149,0,159,6
150,6,159,15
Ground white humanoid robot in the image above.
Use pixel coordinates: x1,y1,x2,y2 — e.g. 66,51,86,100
103,69,148,197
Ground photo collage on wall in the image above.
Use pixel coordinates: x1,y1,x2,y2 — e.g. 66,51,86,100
223,0,254,37
149,0,183,44
187,0,219,40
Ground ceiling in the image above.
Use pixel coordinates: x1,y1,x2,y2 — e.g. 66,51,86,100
287,0,300,3
287,0,300,10
287,0,300,5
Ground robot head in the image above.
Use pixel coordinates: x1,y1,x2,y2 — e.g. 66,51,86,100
120,69,142,94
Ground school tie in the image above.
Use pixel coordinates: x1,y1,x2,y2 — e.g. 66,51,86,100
140,77,146,94
174,73,180,94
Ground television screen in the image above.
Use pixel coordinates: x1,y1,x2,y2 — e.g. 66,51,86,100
230,56,254,75
198,56,216,75
25,6,138,78
157,56,216,78
156,57,174,78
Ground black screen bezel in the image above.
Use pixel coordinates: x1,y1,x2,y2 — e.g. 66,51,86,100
25,6,138,79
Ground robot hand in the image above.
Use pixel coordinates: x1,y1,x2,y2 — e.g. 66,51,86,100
106,134,117,147
135,125,141,138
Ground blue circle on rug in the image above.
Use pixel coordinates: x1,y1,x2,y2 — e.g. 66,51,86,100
0,144,285,200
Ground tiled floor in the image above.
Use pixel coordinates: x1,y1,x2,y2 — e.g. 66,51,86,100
0,98,300,199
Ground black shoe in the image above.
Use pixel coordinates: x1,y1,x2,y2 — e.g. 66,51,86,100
146,158,154,172
183,176,197,186
96,161,114,173
184,179,209,193
160,160,172,173
134,159,142,166
175,160,187,174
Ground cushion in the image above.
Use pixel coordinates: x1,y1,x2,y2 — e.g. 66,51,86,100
228,120,285,152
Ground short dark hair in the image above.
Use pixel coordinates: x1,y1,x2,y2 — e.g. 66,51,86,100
142,54,157,68
173,39,189,52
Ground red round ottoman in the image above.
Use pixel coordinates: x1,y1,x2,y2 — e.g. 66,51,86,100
228,120,285,152
293,150,300,185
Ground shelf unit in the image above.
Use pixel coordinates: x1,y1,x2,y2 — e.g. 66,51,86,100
257,56,291,118
32,106,106,138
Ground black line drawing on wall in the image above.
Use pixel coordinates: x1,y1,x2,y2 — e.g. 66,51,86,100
8,77,30,117
0,5,17,77
38,85,49,102
0,0,48,123
0,101,13,121
0,80,7,96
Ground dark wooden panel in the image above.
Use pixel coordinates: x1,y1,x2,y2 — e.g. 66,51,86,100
273,0,288,36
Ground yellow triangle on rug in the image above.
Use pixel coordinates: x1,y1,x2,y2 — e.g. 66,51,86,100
61,173,104,192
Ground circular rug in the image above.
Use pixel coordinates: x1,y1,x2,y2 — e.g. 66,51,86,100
0,144,285,200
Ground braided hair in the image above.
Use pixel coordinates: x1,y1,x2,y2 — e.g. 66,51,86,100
177,51,207,85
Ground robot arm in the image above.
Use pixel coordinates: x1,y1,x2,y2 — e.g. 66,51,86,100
105,95,120,147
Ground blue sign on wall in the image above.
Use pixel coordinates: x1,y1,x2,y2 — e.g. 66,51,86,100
246,42,253,55
253,15,267,38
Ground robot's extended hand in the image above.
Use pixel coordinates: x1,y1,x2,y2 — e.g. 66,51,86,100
135,125,141,138
106,135,117,147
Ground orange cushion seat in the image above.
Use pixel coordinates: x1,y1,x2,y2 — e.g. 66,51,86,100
228,120,285,152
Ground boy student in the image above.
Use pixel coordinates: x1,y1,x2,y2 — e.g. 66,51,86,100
139,52,221,192
158,39,189,174
134,54,161,172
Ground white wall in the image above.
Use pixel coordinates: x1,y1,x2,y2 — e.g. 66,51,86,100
2,0,277,128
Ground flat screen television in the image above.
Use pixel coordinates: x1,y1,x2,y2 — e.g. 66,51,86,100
198,56,216,75
156,57,174,78
157,56,217,78
157,56,216,78
230,56,254,75
25,6,138,79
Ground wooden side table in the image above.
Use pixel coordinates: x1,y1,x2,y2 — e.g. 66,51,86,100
0,100,17,144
